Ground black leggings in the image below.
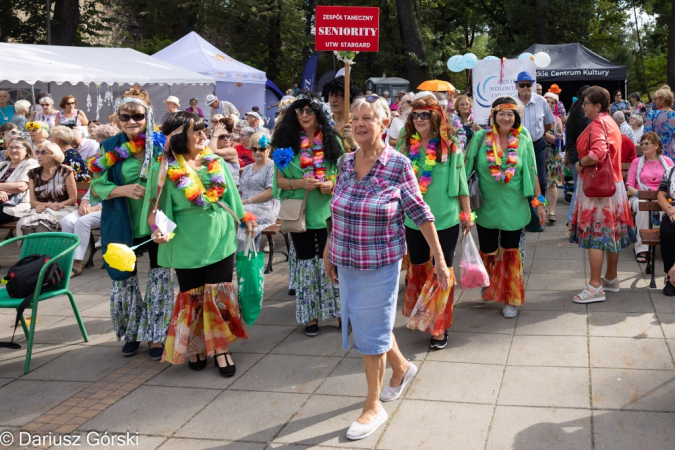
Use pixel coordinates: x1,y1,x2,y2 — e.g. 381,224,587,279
476,225,522,253
405,225,460,266
175,254,235,292
291,228,328,260
661,217,675,274
132,237,159,275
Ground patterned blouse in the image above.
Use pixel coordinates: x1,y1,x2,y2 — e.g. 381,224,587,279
28,165,72,203
645,110,675,161
329,144,434,270
64,148,91,182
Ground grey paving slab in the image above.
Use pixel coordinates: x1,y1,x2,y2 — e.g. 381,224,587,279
0,378,12,389
176,390,308,442
532,247,585,260
589,337,674,370
515,310,588,336
526,273,589,291
593,410,675,450
29,315,112,345
498,366,591,408
657,312,675,339
315,356,395,398
255,300,302,326
429,332,512,365
82,385,220,436
407,361,502,404
22,344,132,382
271,326,346,357
0,380,88,426
520,290,583,311
507,335,589,367
55,434,166,450
233,324,297,354
274,395,400,448
229,354,341,394
158,438,264,450
527,258,585,274
0,313,66,341
377,400,493,450
591,368,675,411
588,312,662,338
78,299,115,318
448,305,517,335
652,294,675,314
486,406,592,450
145,352,264,390
0,343,75,378
584,291,655,313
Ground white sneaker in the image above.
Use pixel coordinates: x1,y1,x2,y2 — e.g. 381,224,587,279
380,361,417,402
346,407,388,441
502,305,517,318
94,238,102,249
573,285,605,304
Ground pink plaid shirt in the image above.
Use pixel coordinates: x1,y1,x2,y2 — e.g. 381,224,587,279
329,145,434,270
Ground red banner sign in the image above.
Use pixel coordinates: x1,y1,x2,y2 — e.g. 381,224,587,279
315,6,379,52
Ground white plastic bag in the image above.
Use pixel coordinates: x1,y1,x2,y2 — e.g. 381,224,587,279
458,232,490,290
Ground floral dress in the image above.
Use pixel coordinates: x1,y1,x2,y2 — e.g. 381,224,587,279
235,161,280,251
545,117,564,187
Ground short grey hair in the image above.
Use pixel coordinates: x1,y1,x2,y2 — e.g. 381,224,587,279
50,125,74,145
240,126,255,137
612,111,626,123
14,99,31,115
350,96,391,124
630,113,644,127
236,120,248,129
39,96,54,105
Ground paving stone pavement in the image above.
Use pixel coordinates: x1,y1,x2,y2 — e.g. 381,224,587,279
0,222,674,450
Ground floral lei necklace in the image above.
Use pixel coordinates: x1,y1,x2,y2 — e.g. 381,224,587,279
299,127,327,181
88,133,146,173
166,148,227,207
485,125,519,184
408,132,440,194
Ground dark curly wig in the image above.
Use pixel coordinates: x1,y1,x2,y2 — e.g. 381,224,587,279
161,111,206,156
271,91,343,165
321,76,363,103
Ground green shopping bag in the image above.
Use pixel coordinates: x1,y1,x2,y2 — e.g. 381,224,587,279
236,234,265,326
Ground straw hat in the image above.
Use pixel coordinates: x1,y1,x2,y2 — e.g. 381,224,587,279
164,96,180,107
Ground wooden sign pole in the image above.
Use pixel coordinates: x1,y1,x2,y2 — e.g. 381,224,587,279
344,62,351,120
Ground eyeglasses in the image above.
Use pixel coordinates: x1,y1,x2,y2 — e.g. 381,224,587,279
411,111,431,121
518,83,532,88
250,147,267,152
118,113,146,122
640,141,655,146
295,107,315,117
65,102,76,105
35,150,50,156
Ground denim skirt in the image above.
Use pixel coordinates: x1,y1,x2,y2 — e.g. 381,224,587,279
337,259,402,355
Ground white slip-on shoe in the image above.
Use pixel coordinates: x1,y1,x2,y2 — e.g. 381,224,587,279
346,407,388,441
379,361,418,402
502,305,517,318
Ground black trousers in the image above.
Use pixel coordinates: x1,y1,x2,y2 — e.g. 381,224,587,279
476,225,522,253
131,237,159,275
405,225,460,266
0,206,15,225
661,217,675,274
291,228,328,260
175,254,235,292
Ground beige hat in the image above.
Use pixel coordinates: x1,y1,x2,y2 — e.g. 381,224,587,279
164,96,180,107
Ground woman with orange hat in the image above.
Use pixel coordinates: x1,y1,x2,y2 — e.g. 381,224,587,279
397,94,472,349
547,85,567,125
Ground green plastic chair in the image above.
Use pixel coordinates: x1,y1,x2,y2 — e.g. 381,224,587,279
0,232,89,373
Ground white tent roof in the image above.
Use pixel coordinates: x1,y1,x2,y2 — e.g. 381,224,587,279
0,42,214,86
153,32,266,85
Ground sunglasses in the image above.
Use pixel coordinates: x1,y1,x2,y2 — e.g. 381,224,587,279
218,134,232,140
404,100,413,105
640,141,655,146
295,107,315,117
118,113,146,122
518,83,532,88
35,150,50,156
40,104,50,107
65,102,76,105
411,111,431,121
250,147,267,152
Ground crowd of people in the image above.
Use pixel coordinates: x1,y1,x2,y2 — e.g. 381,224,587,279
0,77,674,440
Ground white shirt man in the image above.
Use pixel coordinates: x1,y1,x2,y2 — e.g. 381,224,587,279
71,127,100,161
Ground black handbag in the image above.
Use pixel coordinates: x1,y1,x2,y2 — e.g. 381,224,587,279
467,133,487,210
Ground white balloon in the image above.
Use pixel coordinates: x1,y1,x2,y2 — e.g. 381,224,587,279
533,52,551,68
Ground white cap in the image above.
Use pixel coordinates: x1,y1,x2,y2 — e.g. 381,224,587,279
245,111,262,122
205,94,218,105
164,96,180,107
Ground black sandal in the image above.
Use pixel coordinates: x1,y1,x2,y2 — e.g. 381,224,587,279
188,353,207,371
636,253,648,264
214,352,236,377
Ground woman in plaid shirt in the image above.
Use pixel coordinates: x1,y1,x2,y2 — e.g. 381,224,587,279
324,95,449,440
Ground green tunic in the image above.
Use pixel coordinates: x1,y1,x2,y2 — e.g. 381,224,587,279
140,156,245,269
272,152,339,230
90,156,148,239
397,134,469,231
464,128,537,231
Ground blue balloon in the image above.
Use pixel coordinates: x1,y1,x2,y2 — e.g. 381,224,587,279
462,53,478,69
451,57,465,72
447,55,463,72
518,52,534,60
484,55,499,61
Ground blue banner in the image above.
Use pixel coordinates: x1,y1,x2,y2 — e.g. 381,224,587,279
301,53,320,92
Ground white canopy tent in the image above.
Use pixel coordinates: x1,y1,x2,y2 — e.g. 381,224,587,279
0,42,215,125
153,32,267,121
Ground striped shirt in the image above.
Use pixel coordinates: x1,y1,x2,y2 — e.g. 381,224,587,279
329,144,434,270
518,93,555,141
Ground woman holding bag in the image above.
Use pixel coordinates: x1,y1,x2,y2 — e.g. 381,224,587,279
569,86,636,303
271,92,343,337
396,95,472,350
144,111,255,377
